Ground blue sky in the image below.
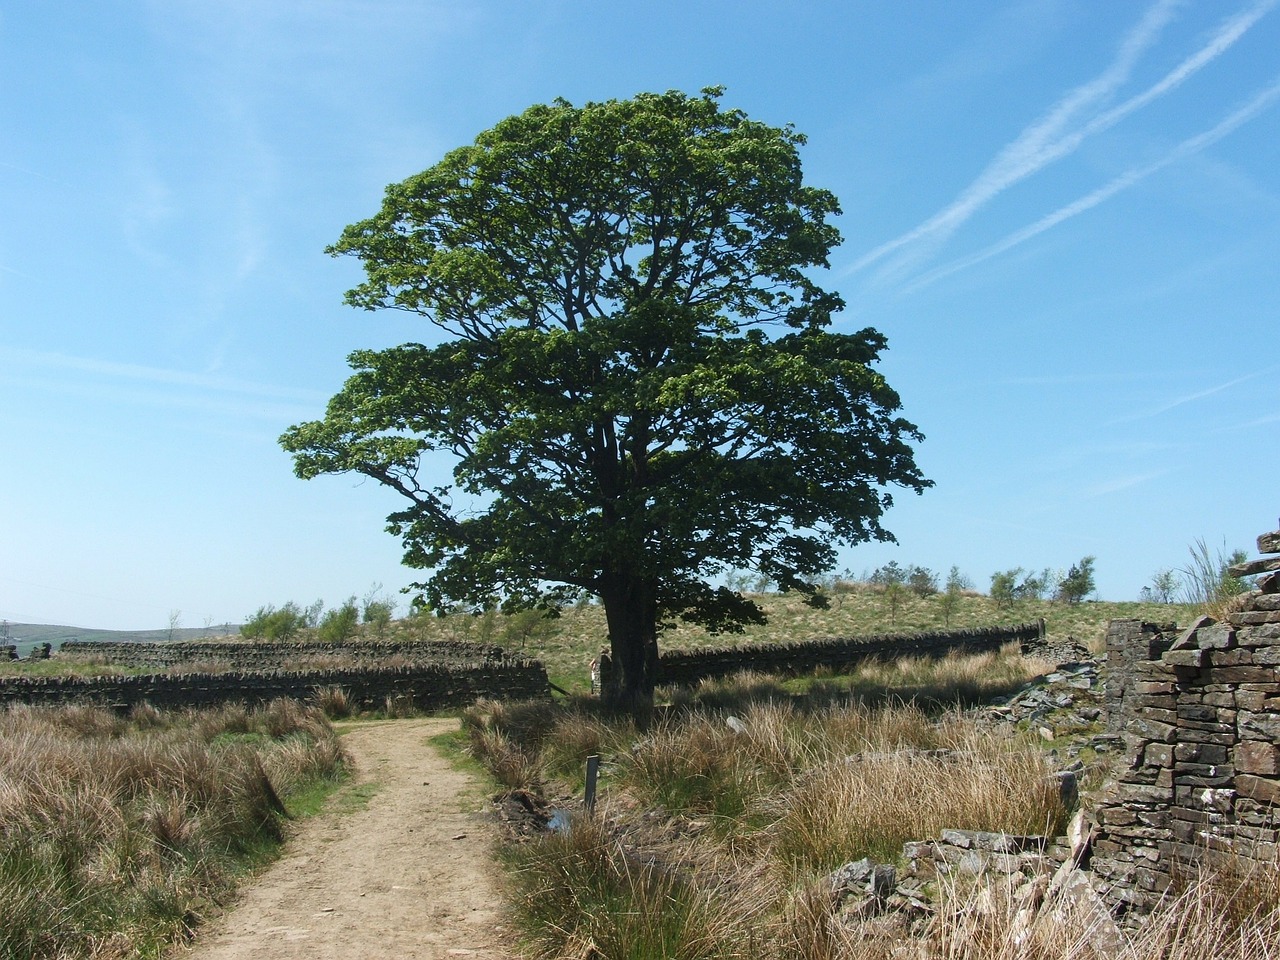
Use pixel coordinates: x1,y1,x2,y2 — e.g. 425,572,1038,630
2,0,1277,631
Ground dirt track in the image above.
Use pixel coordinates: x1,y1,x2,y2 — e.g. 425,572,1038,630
179,717,511,960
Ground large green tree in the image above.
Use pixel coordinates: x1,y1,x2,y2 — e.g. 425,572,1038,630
281,88,930,709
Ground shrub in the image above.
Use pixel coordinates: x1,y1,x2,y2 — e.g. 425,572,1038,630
317,597,359,643
240,602,308,641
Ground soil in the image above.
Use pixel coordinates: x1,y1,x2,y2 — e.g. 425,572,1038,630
178,717,513,960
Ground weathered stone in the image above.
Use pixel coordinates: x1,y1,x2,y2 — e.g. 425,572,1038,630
1196,666,1275,684
1231,611,1280,627
1144,743,1174,767
1134,680,1176,694
1132,719,1177,743
1251,647,1280,666
1253,594,1280,611
1235,775,1280,805
1239,711,1280,740
1176,742,1229,765
1163,649,1206,668
1236,741,1280,776
1259,570,1280,594
830,858,874,893
1200,624,1237,650
1258,531,1280,555
1171,616,1214,651
1208,648,1252,666
1236,690,1280,711
1228,557,1280,578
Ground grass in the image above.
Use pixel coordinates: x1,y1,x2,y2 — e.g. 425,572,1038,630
466,644,1277,959
0,699,348,960
467,649,1076,958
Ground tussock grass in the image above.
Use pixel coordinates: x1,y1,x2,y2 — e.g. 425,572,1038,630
476,646,1277,959
0,700,348,960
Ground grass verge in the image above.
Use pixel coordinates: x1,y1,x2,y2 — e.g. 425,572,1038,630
0,699,348,960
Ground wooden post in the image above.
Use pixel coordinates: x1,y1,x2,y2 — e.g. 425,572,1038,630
584,754,600,814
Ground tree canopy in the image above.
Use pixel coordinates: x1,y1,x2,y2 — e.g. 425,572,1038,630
281,88,930,708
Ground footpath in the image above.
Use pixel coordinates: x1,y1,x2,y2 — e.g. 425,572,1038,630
179,717,510,960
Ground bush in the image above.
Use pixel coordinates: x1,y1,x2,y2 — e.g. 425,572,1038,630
240,602,308,641
317,598,359,643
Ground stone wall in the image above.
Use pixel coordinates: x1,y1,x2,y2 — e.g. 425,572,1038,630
0,660,549,713
1090,526,1280,916
600,622,1044,690
58,638,506,671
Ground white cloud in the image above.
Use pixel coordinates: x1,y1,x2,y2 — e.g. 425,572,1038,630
848,0,1277,284
908,76,1280,289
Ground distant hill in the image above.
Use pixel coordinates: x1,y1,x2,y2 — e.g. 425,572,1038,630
3,623,241,657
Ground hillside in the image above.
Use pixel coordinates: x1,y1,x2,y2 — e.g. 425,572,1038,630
3,623,239,657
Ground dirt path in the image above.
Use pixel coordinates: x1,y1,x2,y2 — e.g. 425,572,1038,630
180,717,512,960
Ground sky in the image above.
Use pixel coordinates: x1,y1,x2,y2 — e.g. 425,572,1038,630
2,0,1278,632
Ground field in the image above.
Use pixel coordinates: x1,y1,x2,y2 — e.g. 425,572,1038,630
369,588,1184,689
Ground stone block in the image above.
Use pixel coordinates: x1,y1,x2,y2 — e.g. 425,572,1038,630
1236,741,1280,776
1201,692,1237,707
1253,594,1280,611
1201,666,1276,683
1237,623,1280,645
1259,570,1280,594
1132,719,1177,743
1176,742,1229,765
1235,775,1280,805
1144,743,1174,767
1258,531,1280,555
1164,649,1206,668
1134,680,1176,694
1229,557,1280,578
1200,624,1237,649
1208,648,1252,665
1099,807,1137,827
1250,647,1280,666
1231,611,1280,627
1239,711,1280,740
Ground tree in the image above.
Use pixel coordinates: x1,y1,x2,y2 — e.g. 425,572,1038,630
906,565,938,598
281,88,930,711
990,569,1021,610
1056,556,1096,605
940,565,969,626
1145,568,1180,604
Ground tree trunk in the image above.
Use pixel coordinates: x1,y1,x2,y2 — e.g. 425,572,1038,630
599,573,659,721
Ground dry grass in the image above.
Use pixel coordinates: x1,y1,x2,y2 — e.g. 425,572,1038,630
0,700,348,960
475,646,1278,959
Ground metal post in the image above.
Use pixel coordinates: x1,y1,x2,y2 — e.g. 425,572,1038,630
584,754,600,814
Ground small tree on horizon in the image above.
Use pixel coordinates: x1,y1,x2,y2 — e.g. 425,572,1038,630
1056,556,1096,605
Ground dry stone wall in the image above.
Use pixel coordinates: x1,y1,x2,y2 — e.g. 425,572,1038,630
0,660,548,713
1090,525,1280,916
600,622,1044,690
57,637,506,670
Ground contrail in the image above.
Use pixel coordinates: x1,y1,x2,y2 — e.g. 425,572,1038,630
848,0,1276,279
906,77,1280,290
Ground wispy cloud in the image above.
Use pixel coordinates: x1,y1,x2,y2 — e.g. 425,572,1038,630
1106,370,1265,425
848,0,1277,284
909,76,1280,290
1084,471,1169,497
0,346,328,406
